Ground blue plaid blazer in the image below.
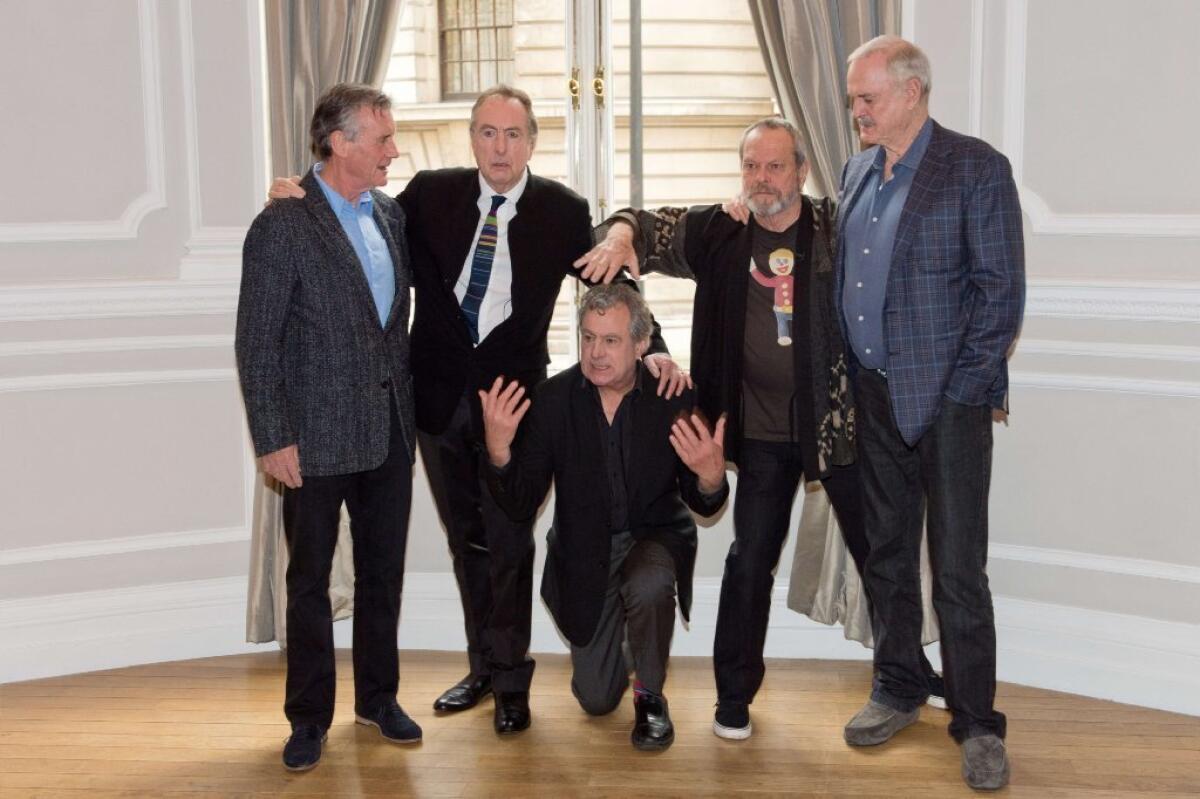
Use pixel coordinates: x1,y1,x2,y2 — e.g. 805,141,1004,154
835,120,1025,445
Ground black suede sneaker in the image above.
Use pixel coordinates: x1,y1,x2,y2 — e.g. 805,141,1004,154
712,702,752,740
282,724,326,771
355,701,423,744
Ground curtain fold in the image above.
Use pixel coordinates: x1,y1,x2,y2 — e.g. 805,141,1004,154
265,0,403,178
246,0,403,645
747,0,899,198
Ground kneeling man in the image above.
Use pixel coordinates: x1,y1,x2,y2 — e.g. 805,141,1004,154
480,284,728,750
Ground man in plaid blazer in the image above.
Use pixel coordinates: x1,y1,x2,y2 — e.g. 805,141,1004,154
834,37,1024,791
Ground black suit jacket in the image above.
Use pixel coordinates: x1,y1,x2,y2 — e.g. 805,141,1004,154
485,365,729,647
398,167,664,435
236,170,416,476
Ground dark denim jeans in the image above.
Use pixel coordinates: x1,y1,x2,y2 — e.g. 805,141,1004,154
713,439,863,706
854,369,1006,741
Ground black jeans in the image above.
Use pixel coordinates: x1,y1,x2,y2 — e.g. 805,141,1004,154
281,405,413,730
854,369,1006,741
713,439,864,707
418,393,536,692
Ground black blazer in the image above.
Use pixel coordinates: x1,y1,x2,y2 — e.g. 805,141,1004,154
236,170,416,476
400,168,593,435
398,167,665,436
485,365,729,647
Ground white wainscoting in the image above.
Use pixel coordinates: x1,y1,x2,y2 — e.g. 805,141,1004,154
4,573,1196,717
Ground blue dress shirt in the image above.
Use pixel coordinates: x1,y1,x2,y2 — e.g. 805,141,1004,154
314,163,396,327
841,118,933,370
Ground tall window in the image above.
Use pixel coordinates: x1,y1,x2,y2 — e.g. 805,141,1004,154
440,0,514,99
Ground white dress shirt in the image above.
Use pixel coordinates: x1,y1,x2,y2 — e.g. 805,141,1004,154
454,169,529,344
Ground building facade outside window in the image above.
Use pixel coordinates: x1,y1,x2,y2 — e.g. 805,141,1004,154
440,0,515,99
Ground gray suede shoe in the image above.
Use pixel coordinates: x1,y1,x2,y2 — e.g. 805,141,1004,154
843,700,920,746
962,734,1010,790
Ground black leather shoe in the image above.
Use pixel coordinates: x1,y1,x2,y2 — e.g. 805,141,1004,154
632,692,674,751
433,673,493,712
282,724,326,771
493,691,531,734
355,700,422,744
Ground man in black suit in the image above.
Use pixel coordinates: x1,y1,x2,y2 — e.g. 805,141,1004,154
237,84,421,771
479,284,728,750
270,85,687,734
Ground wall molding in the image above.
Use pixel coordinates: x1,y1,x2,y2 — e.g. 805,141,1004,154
0,281,238,322
3,574,1196,715
1015,339,1200,364
0,334,233,359
0,0,167,243
177,2,250,282
991,544,1200,585
1025,280,1200,323
1009,370,1200,399
0,368,235,394
0,526,249,567
1002,0,1200,238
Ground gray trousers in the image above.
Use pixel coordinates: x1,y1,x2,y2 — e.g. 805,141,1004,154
570,531,678,715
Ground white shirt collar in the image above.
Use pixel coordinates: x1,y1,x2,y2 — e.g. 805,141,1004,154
477,168,529,209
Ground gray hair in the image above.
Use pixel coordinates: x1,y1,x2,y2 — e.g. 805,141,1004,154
578,283,652,343
310,83,392,160
470,84,539,143
847,35,932,100
738,117,807,167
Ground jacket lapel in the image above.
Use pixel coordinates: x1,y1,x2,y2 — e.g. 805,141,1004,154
301,170,379,325
373,197,409,332
889,121,950,272
568,370,611,514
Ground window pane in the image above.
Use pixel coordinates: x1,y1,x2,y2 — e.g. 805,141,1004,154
479,28,495,61
497,26,511,58
496,0,512,26
481,60,497,89
477,0,494,27
443,29,459,62
462,59,478,93
441,0,458,30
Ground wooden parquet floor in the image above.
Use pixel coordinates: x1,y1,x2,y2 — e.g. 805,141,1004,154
1,650,1197,798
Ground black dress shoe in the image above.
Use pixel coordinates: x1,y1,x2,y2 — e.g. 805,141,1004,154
493,691,531,734
282,723,326,771
632,692,674,751
433,673,492,712
355,700,422,743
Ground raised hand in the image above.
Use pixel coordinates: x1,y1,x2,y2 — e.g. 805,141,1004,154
478,377,532,467
573,221,639,283
669,413,727,494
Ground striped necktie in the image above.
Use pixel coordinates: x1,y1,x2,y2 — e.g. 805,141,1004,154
461,194,506,344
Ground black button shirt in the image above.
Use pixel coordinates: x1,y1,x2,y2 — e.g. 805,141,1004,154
587,364,644,534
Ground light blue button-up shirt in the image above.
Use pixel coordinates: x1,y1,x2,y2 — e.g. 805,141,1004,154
314,162,396,326
841,118,933,370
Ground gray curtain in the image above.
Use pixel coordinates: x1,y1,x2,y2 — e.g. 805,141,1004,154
247,0,403,645
266,0,403,178
747,0,900,198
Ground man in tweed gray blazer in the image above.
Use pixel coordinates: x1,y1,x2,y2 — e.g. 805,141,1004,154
835,37,1024,790
236,84,420,772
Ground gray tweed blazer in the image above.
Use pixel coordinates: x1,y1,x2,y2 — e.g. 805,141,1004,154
236,169,416,477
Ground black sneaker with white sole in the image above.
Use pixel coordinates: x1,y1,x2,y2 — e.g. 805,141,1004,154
712,702,752,740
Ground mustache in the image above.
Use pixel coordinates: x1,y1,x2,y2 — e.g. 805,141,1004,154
856,116,875,128
747,183,782,197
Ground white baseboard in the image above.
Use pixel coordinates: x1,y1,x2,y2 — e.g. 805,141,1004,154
3,574,1197,717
